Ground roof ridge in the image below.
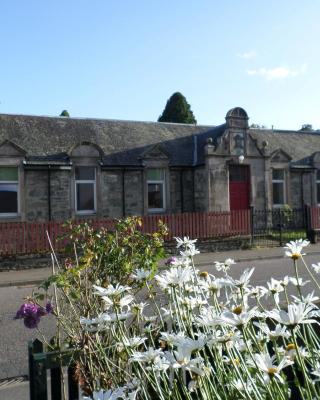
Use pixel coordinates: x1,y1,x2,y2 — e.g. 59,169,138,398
0,112,215,128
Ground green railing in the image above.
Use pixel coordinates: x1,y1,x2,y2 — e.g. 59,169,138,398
28,339,79,400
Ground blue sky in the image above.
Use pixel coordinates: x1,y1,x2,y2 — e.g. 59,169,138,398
0,1,319,129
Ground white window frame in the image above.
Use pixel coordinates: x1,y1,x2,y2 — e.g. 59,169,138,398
0,166,19,217
75,167,96,215
272,169,285,208
147,169,166,213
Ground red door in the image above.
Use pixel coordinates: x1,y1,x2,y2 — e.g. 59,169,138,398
229,165,250,210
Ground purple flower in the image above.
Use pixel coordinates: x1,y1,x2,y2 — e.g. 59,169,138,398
37,307,47,317
15,303,38,319
14,303,41,329
24,314,40,329
165,256,177,266
45,301,53,314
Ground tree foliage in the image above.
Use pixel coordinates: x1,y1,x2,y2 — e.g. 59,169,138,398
250,123,267,129
300,124,313,131
158,92,197,124
60,109,70,117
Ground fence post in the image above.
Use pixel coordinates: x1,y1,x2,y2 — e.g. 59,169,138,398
50,338,62,400
68,364,79,400
279,209,283,246
29,339,48,400
250,206,254,246
304,205,314,243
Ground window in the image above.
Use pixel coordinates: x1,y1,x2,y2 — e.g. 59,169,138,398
272,169,285,206
0,167,19,215
147,169,165,212
75,167,96,214
317,170,320,205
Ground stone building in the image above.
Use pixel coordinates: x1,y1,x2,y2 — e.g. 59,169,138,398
0,107,319,222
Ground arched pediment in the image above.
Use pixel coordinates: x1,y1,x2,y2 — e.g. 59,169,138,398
312,152,320,164
0,140,26,157
139,143,169,160
69,142,104,158
270,148,292,163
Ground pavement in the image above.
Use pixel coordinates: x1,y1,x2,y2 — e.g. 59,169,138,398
2,242,320,288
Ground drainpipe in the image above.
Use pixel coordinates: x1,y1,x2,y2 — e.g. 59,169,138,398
47,165,52,221
301,172,304,207
180,169,184,213
192,168,195,212
122,168,126,217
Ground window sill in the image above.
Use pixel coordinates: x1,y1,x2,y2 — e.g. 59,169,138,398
75,211,97,217
148,209,166,214
0,214,21,221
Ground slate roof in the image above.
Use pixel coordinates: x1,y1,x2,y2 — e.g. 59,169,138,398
249,128,320,164
0,113,213,167
1,112,320,167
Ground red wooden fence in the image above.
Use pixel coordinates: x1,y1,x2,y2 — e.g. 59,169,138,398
311,207,320,230
0,210,251,256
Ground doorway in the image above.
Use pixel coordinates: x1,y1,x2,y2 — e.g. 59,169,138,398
229,165,250,210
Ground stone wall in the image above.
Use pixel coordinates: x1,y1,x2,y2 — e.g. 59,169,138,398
124,170,144,216
170,169,194,213
24,169,71,222
290,171,302,208
101,170,123,218
194,167,207,211
50,170,71,220
25,170,49,221
0,254,52,272
182,169,195,212
250,158,266,209
302,172,313,206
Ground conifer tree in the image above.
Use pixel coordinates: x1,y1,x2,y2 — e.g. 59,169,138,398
60,110,70,117
158,92,197,124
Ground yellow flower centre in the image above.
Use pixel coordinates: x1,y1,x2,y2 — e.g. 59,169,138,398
286,343,296,351
233,358,240,366
291,253,301,260
268,367,278,375
199,271,209,279
233,306,243,315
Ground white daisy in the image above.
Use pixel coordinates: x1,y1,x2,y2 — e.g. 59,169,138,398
101,294,134,311
311,262,320,274
155,265,194,290
174,236,197,249
199,274,226,297
180,244,200,257
121,336,147,348
291,292,319,305
130,347,163,363
214,258,236,272
247,352,294,384
254,322,291,340
267,302,320,327
130,268,152,282
93,283,131,297
213,306,257,328
267,278,284,304
311,362,320,380
284,239,309,260
225,268,254,289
